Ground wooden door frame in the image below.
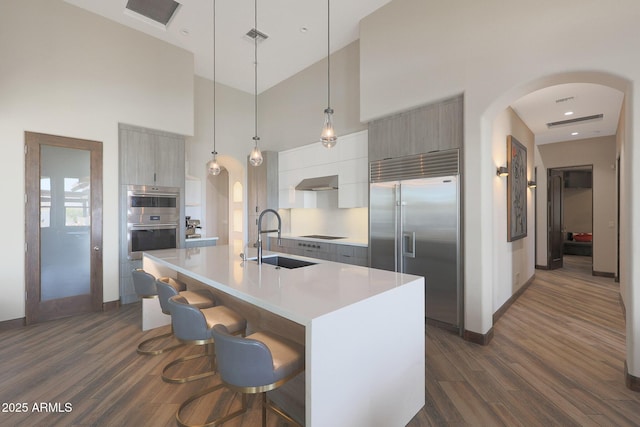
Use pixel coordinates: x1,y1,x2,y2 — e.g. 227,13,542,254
547,169,564,270
616,156,621,282
25,132,103,324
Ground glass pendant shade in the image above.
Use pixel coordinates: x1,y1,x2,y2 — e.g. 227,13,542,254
320,0,337,148
249,0,263,167
320,107,337,148
208,0,222,177
207,152,221,176
249,140,263,167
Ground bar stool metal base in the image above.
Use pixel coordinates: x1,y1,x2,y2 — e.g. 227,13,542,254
175,385,246,427
176,381,303,427
162,342,217,384
136,326,184,356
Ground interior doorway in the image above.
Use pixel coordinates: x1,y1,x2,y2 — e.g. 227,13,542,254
547,166,594,272
206,168,229,245
25,132,103,324
548,169,564,270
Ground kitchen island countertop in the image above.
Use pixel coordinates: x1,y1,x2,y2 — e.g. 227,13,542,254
142,245,424,427
144,245,409,325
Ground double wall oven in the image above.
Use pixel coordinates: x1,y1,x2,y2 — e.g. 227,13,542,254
126,185,180,260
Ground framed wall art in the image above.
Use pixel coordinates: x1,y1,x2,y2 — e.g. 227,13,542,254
507,135,527,241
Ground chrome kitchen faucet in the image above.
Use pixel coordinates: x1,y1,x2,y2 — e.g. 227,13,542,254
257,209,281,264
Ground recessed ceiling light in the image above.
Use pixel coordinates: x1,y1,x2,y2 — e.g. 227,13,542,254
571,132,579,136
300,27,309,33
564,111,574,116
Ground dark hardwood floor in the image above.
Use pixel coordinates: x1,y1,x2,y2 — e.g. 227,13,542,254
0,255,638,426
409,256,640,426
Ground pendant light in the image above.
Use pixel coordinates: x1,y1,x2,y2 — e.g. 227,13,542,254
206,0,221,176
320,0,337,148
248,0,263,167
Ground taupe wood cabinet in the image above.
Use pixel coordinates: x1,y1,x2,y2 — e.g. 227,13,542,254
269,237,368,267
368,95,463,162
247,151,278,244
119,124,185,187
118,123,186,304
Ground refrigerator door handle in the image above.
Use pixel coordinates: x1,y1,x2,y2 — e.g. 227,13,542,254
402,231,416,258
394,184,401,272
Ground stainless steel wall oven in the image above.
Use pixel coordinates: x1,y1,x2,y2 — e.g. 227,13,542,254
126,185,180,259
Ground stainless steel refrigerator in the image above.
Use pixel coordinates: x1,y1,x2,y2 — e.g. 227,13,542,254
369,150,462,330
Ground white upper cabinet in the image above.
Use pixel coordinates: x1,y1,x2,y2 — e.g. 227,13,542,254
279,130,368,209
185,178,201,206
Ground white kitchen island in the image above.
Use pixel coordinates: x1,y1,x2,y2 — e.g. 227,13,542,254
142,245,425,427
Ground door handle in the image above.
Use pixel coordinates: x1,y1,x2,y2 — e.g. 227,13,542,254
94,246,100,251
403,232,416,258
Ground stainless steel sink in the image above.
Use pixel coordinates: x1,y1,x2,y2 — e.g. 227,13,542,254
258,256,317,269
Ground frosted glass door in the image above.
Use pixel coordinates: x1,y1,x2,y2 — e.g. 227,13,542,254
40,145,91,300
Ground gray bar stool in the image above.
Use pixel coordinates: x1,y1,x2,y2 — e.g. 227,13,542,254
132,269,183,356
156,276,216,312
162,294,246,385
176,323,305,427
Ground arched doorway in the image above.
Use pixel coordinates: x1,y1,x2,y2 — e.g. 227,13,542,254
206,168,229,245
204,154,244,251
483,71,636,389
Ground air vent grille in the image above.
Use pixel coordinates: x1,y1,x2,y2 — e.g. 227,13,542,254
125,0,180,26
370,149,460,183
546,113,603,128
245,28,269,43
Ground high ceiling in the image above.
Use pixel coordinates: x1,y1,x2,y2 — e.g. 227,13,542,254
511,83,624,146
64,0,393,94
64,1,624,145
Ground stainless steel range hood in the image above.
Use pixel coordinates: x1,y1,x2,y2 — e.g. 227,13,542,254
295,175,338,191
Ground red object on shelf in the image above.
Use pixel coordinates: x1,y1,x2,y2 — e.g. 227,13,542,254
573,233,592,242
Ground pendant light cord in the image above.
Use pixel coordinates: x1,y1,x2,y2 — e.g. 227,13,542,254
254,0,258,142
327,0,330,109
213,0,216,154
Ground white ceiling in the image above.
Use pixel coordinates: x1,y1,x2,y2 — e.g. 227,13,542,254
511,83,624,145
64,1,624,145
64,0,393,94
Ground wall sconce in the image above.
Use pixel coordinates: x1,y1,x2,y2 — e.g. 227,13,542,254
527,180,537,188
496,166,508,177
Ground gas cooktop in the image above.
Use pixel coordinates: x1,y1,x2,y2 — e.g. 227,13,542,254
299,234,346,240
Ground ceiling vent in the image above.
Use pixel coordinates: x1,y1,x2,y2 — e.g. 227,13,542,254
125,0,180,27
546,113,604,128
244,28,269,44
555,96,575,103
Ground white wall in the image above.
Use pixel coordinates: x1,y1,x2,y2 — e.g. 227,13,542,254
360,0,639,376
259,41,366,152
186,76,253,247
564,188,593,233
491,108,536,312
535,137,617,274
0,0,194,321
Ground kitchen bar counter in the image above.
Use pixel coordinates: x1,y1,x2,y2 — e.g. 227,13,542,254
142,245,425,426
